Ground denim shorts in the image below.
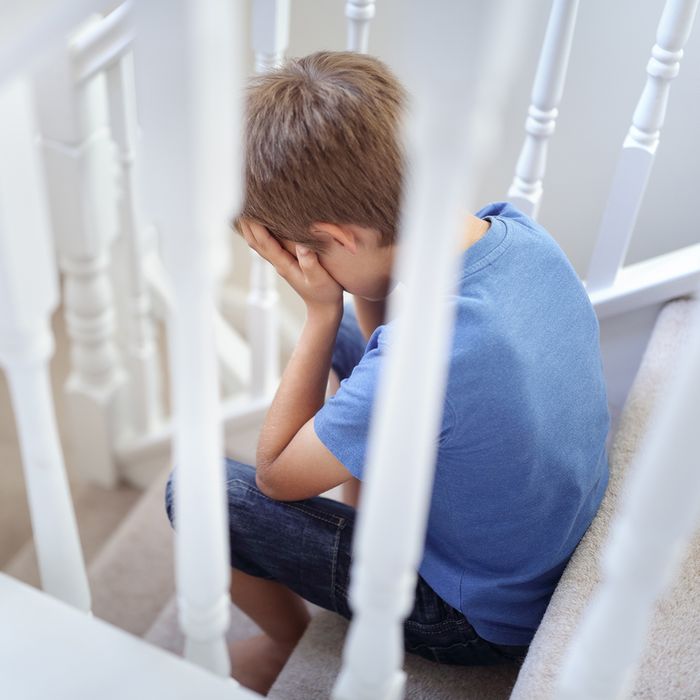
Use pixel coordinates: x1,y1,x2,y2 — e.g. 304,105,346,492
163,304,529,666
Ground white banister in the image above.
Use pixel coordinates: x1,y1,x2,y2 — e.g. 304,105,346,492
70,1,133,83
556,293,700,699
33,33,127,488
507,0,580,219
333,3,502,699
105,50,164,437
0,76,90,612
247,0,288,399
134,0,245,678
585,0,700,293
345,0,376,53
251,0,290,72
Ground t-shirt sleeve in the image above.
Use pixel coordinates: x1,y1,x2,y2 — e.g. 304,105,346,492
314,323,457,480
313,330,383,480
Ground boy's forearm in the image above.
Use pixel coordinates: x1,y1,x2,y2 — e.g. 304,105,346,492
256,305,343,469
352,295,386,342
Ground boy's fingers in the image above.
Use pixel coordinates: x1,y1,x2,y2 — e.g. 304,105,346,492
295,245,319,278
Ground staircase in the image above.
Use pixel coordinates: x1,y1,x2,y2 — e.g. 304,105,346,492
2,296,697,698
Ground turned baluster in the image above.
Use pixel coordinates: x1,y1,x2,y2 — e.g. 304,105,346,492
247,0,289,400
586,0,700,292
508,0,580,219
134,0,245,678
33,34,126,488
346,0,376,53
105,50,164,436
333,3,501,699
0,76,90,612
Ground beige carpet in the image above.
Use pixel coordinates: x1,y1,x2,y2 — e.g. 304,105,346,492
0,307,142,575
268,611,521,700
511,295,700,699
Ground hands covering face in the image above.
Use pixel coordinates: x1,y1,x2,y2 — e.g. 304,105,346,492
238,219,344,314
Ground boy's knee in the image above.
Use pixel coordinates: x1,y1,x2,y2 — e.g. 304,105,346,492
163,460,259,533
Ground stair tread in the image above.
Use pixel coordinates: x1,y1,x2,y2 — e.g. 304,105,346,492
86,465,176,637
511,296,700,699
0,572,257,700
268,611,520,700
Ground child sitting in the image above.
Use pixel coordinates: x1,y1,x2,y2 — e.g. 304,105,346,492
165,50,610,695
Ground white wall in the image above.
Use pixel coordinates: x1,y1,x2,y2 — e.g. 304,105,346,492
277,0,700,278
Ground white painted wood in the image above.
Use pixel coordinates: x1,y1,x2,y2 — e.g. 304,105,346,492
34,30,127,487
556,290,700,699
134,0,245,677
71,1,134,83
588,242,700,320
345,0,376,53
0,0,116,86
507,0,580,219
0,573,259,700
248,0,288,398
333,3,503,699
586,0,700,293
105,50,164,437
246,252,280,398
251,0,290,72
143,249,252,392
0,77,90,612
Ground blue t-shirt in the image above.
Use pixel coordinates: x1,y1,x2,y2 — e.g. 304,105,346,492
314,202,610,646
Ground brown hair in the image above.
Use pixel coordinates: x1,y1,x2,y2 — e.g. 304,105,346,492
235,51,406,252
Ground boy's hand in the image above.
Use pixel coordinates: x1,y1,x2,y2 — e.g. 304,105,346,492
239,219,343,315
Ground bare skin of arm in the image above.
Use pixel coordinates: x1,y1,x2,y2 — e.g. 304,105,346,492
333,295,388,507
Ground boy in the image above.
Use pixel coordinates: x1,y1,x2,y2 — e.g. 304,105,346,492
165,51,610,694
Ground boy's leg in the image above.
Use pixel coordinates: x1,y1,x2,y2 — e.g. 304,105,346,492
226,571,309,694
163,459,526,693
164,459,356,693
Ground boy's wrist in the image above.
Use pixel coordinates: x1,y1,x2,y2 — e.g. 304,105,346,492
305,300,344,326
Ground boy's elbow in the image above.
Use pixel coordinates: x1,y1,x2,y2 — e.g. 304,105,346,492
255,459,285,500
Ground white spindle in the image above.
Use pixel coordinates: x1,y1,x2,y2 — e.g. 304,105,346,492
345,0,376,53
134,0,245,678
0,76,90,612
507,0,580,219
556,295,700,699
248,0,288,399
586,0,699,293
333,3,502,699
33,33,127,488
252,0,290,72
105,51,164,436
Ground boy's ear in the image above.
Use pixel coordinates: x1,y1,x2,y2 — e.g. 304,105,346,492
312,222,358,255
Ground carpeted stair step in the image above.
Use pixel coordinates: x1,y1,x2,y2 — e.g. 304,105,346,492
268,611,521,700
2,479,142,589
510,295,700,699
85,465,176,637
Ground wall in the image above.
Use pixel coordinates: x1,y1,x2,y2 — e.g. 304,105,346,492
276,0,700,278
